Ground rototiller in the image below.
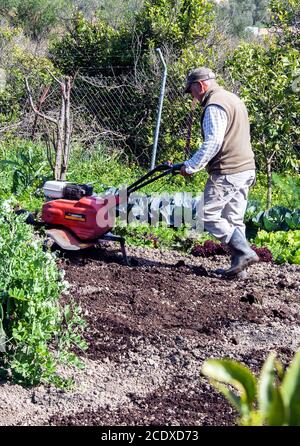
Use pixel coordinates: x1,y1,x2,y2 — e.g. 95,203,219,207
37,162,183,264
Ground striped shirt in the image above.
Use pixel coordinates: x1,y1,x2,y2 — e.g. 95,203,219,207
184,105,228,174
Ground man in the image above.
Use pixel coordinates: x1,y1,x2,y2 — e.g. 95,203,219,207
181,67,259,277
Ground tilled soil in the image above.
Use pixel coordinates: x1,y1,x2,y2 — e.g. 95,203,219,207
0,245,300,426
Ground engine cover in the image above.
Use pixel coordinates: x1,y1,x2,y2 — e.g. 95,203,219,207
42,194,119,240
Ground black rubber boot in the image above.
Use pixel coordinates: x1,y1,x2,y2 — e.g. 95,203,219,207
215,268,248,279
224,228,259,277
214,249,248,279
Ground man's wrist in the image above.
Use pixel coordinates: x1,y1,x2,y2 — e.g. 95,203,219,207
184,161,197,175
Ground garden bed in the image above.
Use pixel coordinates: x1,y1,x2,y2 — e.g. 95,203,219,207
0,245,299,426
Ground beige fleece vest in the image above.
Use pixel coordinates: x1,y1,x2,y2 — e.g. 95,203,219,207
201,86,256,174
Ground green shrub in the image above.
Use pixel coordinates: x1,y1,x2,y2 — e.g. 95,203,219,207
225,0,300,206
0,139,51,195
0,201,87,386
0,0,70,42
272,173,300,209
0,26,59,129
66,144,140,193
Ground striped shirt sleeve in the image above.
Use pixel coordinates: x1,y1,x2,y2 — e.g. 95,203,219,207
184,105,228,174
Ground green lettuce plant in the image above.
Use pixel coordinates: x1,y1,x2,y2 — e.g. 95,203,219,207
254,230,300,264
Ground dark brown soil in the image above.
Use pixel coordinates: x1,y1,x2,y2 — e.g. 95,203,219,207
49,382,236,426
47,245,300,426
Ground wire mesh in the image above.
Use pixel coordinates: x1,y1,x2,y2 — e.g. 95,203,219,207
0,66,203,166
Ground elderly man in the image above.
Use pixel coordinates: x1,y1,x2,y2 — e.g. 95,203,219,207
181,67,259,277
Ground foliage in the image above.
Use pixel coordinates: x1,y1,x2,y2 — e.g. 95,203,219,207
217,0,270,37
50,13,119,75
0,201,87,386
285,209,300,231
254,206,290,232
66,143,208,195
244,199,262,223
1,140,299,265
191,240,227,257
225,0,300,205
201,350,300,426
0,140,51,194
0,139,207,208
0,26,59,128
66,144,141,192
115,221,197,251
251,245,273,262
251,205,300,232
191,239,273,262
272,173,300,209
114,205,299,264
269,0,300,48
0,0,72,41
226,41,299,172
254,230,300,264
138,0,215,55
50,13,157,164
51,1,215,74
71,0,144,24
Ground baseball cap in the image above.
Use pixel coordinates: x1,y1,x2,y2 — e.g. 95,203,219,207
184,67,216,93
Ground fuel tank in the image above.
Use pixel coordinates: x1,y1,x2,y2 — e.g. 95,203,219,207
42,194,119,240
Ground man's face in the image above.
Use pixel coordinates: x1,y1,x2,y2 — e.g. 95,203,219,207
189,81,206,101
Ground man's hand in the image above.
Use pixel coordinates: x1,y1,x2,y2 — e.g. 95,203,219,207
180,165,193,177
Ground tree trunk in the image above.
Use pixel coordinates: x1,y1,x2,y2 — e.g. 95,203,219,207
25,74,73,181
61,77,72,181
55,85,66,180
267,157,272,209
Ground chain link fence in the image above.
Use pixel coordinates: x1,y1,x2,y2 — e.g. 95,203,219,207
0,66,202,166
72,71,157,162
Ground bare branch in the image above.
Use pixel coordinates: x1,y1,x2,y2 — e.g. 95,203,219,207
25,78,58,127
31,84,51,139
0,122,23,133
268,150,277,163
45,67,63,86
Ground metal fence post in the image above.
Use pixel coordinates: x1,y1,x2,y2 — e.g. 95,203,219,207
150,48,167,170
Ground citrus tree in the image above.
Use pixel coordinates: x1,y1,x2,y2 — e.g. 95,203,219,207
225,0,300,207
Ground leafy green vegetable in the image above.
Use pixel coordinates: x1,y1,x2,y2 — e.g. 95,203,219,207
254,230,300,264
262,206,290,232
252,210,265,228
0,201,87,386
248,204,300,233
285,209,300,230
258,353,285,426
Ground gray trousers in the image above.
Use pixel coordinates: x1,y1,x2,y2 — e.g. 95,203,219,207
203,170,256,244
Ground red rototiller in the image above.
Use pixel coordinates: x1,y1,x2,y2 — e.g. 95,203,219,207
32,162,182,264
